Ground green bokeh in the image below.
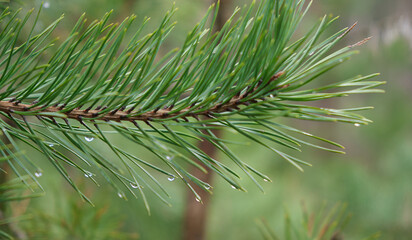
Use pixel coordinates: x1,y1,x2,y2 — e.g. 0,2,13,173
6,0,411,239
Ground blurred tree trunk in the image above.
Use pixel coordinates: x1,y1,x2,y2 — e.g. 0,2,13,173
0,163,11,235
0,118,26,239
121,0,137,17
182,129,221,240
182,1,231,240
0,116,12,235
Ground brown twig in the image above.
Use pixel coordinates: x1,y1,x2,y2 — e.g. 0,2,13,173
0,71,286,122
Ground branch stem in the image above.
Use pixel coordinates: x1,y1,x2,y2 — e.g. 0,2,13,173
0,72,285,122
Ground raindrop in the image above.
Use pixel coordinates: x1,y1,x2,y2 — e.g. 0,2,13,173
231,185,236,189
195,198,201,202
34,171,42,178
303,132,313,137
205,185,211,190
309,51,315,56
167,176,175,182
48,143,54,147
117,192,125,199
84,171,93,178
263,179,269,182
166,155,173,161
85,136,94,142
354,123,360,127
43,2,50,8
130,182,139,189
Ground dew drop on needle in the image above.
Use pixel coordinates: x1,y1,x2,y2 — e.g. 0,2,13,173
117,192,125,198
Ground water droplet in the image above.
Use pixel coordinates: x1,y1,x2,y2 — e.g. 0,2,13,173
84,171,93,178
48,143,54,147
117,192,125,199
354,123,361,127
34,171,42,178
231,185,236,189
195,197,201,202
43,2,50,8
205,185,211,190
303,132,313,136
167,176,175,181
269,94,274,98
130,182,139,189
85,136,94,142
166,155,173,161
309,51,315,56
263,179,269,182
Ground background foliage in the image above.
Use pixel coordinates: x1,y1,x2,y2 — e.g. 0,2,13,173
1,0,411,239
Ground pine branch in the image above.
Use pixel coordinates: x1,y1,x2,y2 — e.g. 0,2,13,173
0,0,384,209
0,71,287,122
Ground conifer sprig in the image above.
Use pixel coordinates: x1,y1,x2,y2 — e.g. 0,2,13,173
0,0,383,209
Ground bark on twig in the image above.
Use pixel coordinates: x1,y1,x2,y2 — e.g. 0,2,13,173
0,72,285,123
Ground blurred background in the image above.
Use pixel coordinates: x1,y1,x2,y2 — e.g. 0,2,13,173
3,0,412,239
